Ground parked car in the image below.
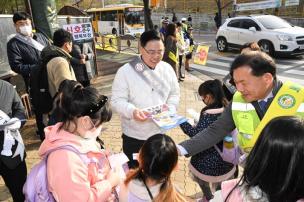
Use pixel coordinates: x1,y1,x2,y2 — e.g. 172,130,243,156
216,15,304,56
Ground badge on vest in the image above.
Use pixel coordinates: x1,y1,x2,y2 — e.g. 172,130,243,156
135,63,144,72
278,94,295,109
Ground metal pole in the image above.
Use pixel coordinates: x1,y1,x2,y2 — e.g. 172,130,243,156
24,0,35,28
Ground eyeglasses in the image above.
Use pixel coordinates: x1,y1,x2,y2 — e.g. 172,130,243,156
143,47,164,56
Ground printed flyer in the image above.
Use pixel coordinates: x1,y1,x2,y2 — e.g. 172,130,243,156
143,104,187,130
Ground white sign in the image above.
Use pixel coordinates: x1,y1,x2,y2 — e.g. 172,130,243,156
63,23,93,41
285,0,299,6
236,0,281,11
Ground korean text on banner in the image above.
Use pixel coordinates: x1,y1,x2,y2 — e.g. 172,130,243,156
194,45,209,65
63,23,94,42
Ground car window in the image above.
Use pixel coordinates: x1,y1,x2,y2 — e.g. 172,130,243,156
227,19,241,28
255,15,292,29
240,19,261,30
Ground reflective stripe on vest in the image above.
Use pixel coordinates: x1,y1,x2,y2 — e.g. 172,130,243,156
232,81,304,153
190,45,194,52
168,51,177,63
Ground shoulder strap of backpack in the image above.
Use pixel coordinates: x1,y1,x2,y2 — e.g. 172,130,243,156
44,145,90,165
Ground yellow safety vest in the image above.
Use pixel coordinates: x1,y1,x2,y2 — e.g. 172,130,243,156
232,81,304,153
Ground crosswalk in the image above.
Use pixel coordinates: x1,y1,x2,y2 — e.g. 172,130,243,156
190,52,304,86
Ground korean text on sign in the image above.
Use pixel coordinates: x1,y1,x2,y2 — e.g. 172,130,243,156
63,23,93,41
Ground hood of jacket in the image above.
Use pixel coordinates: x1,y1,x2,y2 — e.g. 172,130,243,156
128,179,162,201
38,123,102,157
40,45,72,64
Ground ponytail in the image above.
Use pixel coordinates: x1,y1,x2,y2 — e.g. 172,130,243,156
124,134,188,202
154,178,187,202
125,170,187,202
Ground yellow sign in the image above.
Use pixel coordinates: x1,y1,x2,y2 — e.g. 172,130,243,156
194,45,209,65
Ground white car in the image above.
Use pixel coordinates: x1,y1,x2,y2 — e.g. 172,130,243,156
216,15,304,56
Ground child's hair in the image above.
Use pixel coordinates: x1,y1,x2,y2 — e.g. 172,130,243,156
58,80,112,131
225,116,304,202
125,134,186,202
240,42,261,53
198,79,229,110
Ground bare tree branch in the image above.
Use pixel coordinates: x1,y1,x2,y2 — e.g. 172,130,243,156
221,0,233,9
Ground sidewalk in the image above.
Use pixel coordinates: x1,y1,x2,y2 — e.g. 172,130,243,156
0,56,212,201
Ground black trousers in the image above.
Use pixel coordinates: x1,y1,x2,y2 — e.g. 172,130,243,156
0,160,27,202
178,55,184,78
122,134,145,169
35,110,45,141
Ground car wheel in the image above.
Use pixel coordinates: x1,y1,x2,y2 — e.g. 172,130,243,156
217,37,228,52
259,40,274,56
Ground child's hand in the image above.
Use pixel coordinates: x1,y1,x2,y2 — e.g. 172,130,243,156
107,168,121,187
106,194,116,202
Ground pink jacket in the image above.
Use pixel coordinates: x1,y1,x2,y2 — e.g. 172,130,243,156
39,123,112,202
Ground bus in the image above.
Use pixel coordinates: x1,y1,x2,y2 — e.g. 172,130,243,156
86,4,145,37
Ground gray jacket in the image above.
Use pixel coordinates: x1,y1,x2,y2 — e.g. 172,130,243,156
180,80,283,156
0,79,26,169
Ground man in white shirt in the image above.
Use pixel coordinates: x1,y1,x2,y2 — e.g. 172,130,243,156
111,30,180,168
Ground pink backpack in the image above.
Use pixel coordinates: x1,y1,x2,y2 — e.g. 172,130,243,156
23,146,91,202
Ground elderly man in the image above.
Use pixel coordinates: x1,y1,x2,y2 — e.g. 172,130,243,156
178,51,304,157
111,30,180,168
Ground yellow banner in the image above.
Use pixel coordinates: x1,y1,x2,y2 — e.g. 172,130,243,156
194,45,209,65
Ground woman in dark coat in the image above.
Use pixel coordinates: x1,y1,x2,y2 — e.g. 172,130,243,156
163,23,178,77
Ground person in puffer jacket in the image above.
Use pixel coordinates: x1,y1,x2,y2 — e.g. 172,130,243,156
119,134,188,202
38,80,121,202
180,79,235,202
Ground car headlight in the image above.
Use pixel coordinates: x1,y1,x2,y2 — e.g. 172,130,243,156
277,34,293,41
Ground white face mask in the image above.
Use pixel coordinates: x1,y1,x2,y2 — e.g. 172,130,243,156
81,118,103,140
19,25,32,36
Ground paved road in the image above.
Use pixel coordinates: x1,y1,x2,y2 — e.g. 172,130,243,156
191,32,304,85
190,51,304,86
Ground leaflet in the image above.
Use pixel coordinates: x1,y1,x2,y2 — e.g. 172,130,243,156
143,104,187,130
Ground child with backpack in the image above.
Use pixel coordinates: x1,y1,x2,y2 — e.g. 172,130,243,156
180,79,236,202
119,134,188,202
24,80,121,202
218,116,304,202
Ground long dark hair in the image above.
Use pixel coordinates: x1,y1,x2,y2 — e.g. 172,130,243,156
198,79,228,111
125,134,186,202
225,116,304,202
57,80,112,131
166,23,177,39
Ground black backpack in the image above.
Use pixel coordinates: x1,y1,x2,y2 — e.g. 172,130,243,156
30,46,70,113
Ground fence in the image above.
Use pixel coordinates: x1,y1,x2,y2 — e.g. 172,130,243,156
96,34,140,54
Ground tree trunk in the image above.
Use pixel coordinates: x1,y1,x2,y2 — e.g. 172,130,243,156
217,0,222,26
143,0,154,31
29,0,59,39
